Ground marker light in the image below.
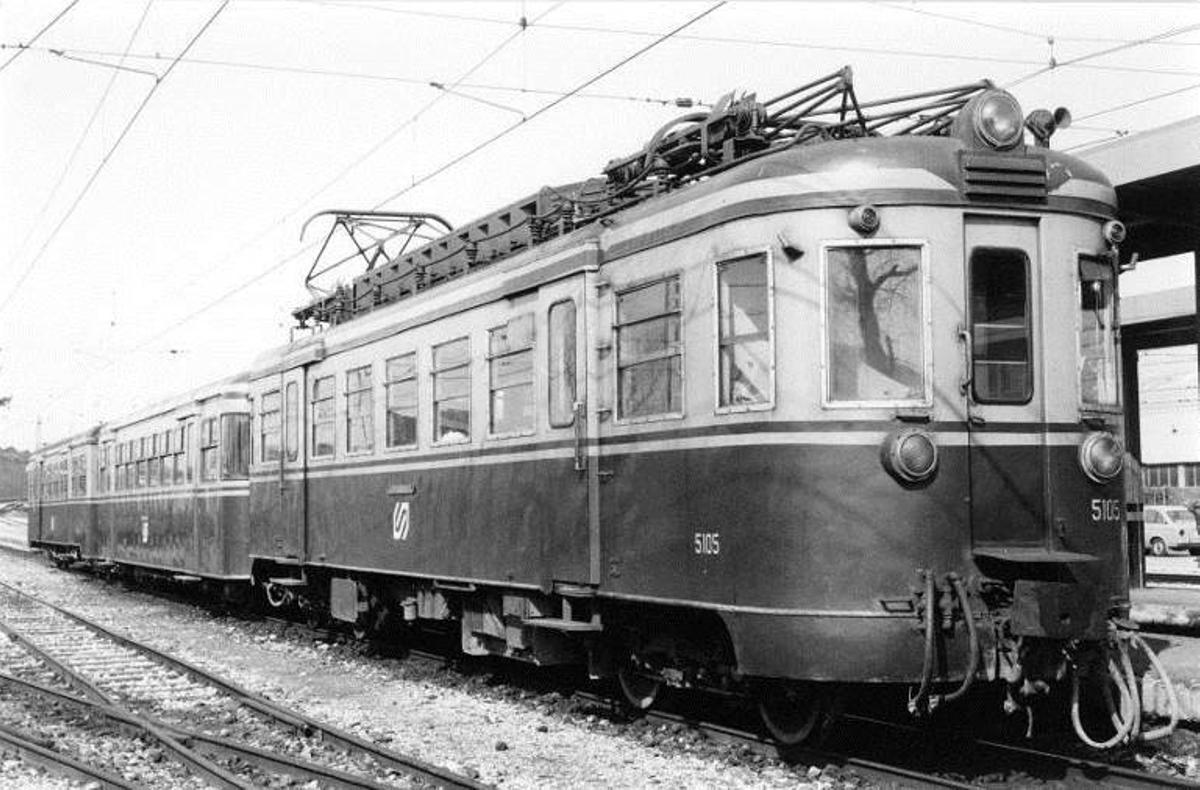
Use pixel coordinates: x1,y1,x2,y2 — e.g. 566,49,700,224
1079,431,1124,483
848,204,880,235
974,91,1024,149
882,429,939,484
1103,220,1127,245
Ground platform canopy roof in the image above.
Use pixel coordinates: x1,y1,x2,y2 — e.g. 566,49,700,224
1080,116,1200,262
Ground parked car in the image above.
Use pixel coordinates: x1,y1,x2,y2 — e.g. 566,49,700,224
1143,505,1200,556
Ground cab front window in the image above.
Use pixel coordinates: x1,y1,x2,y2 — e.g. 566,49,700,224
1079,254,1118,407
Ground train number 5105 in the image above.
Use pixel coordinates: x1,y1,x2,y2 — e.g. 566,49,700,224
1090,498,1121,522
694,532,721,555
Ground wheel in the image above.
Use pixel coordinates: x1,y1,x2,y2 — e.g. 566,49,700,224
1149,538,1167,556
617,654,661,711
757,681,825,746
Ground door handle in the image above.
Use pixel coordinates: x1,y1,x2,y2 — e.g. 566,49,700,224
573,400,587,473
957,325,973,396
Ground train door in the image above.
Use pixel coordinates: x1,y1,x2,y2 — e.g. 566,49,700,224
538,271,599,586
963,215,1049,551
275,368,307,559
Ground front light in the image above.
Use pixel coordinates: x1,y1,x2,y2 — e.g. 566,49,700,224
882,429,938,484
974,91,1024,149
1080,431,1124,483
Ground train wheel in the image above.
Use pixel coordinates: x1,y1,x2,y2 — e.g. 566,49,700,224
1149,538,1167,556
617,655,661,711
756,681,825,746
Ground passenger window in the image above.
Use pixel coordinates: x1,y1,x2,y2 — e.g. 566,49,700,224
825,244,926,404
433,337,471,442
200,418,220,481
261,390,281,462
284,382,299,461
311,376,335,457
717,253,772,408
137,437,148,488
548,300,577,427
385,353,418,448
616,276,682,418
221,414,251,479
489,314,534,435
183,422,194,484
1079,255,1118,406
970,247,1032,403
346,366,374,453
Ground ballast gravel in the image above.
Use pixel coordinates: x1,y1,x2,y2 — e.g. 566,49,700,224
0,550,837,789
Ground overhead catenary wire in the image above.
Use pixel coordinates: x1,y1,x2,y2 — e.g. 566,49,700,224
299,0,1200,80
373,1,726,210
39,1,727,411
0,0,80,75
0,45,705,107
0,0,230,317
3,2,155,312
162,2,559,301
1004,22,1200,88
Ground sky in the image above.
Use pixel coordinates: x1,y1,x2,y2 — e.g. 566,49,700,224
1,0,1198,454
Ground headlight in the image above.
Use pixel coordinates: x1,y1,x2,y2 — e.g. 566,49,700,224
1079,431,1124,483
974,90,1024,149
881,429,938,484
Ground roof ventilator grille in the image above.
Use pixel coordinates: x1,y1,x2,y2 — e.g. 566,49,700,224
961,152,1047,202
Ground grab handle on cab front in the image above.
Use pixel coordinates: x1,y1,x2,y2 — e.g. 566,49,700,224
957,324,973,396
573,400,587,473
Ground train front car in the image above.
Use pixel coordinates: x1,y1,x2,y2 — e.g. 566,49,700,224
270,69,1176,749
684,87,1164,746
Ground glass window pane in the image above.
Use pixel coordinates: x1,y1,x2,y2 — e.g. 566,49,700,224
387,378,418,447
548,300,577,427
311,375,335,457
617,276,682,419
434,337,470,370
718,254,771,407
1079,255,1118,406
617,278,680,324
435,397,470,441
619,356,682,418
826,246,925,403
970,247,1032,403
386,354,415,382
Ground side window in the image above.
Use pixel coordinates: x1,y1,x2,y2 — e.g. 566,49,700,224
970,247,1032,403
616,276,682,419
137,437,147,488
385,353,418,448
174,425,186,485
1079,254,1118,406
221,414,251,479
201,418,220,481
433,337,471,443
489,314,535,436
99,442,111,494
825,244,926,405
548,300,577,427
183,422,194,484
717,252,772,409
261,390,281,462
346,365,374,453
284,382,299,461
311,376,335,458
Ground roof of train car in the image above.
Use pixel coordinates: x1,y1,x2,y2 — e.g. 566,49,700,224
258,133,1116,373
32,372,252,459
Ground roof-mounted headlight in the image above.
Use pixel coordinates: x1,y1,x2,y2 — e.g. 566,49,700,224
974,91,1023,149
953,89,1024,151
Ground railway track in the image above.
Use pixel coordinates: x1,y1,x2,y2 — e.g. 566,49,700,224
0,579,488,789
